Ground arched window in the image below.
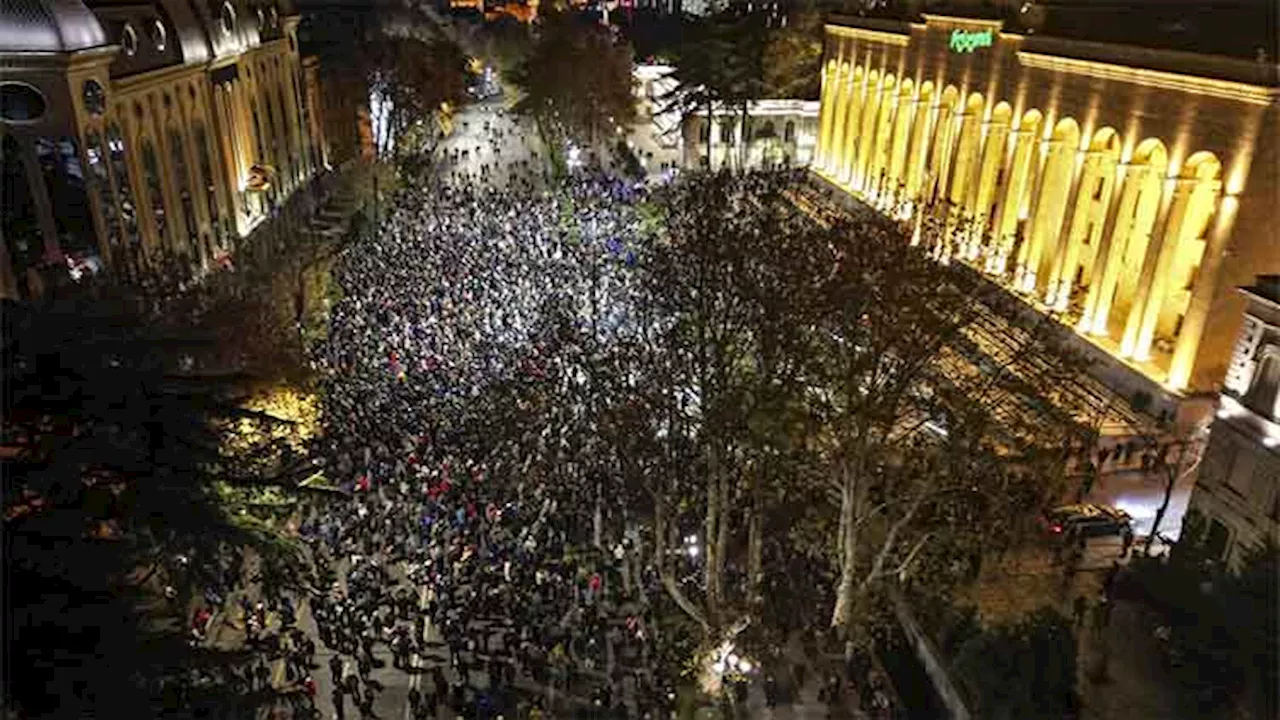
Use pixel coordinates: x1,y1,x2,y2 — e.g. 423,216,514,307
35,137,96,257
250,97,266,162
784,121,795,143
194,123,222,248
84,131,121,252
277,82,295,184
168,128,198,260
140,138,169,250
2,134,43,287
106,125,141,267
264,87,280,164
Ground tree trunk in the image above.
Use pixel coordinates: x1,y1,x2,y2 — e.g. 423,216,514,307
831,458,859,633
747,461,764,605
705,441,723,622
656,494,710,633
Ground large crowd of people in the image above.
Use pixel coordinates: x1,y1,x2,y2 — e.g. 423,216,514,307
160,109,904,720
285,111,673,719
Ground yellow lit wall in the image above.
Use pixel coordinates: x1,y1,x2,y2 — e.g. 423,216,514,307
815,15,1280,396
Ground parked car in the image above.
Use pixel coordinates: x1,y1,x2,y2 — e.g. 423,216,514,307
1044,503,1132,539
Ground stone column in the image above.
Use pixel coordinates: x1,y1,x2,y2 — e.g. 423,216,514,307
827,65,850,177
1167,184,1229,390
1121,177,1196,361
838,70,865,187
1081,161,1142,334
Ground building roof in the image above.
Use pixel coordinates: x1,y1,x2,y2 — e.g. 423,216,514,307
0,0,108,53
829,0,1277,62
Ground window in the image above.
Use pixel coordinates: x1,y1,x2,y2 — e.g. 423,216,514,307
82,80,106,117
140,138,169,249
194,124,221,247
84,132,121,251
220,1,237,36
2,135,44,285
250,98,265,162
278,83,295,182
1227,449,1258,497
0,82,48,122
35,137,96,257
149,19,167,52
106,125,141,265
169,128,198,260
122,23,139,56
784,121,796,143
264,89,283,179
1204,518,1230,561
719,121,733,145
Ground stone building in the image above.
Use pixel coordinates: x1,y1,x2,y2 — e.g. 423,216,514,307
631,64,819,174
811,8,1279,419
1183,276,1280,568
1,0,331,300
684,100,820,171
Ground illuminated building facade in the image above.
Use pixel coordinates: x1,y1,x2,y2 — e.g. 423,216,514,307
684,101,819,171
632,65,818,173
812,12,1279,409
1,0,330,300
1183,277,1280,567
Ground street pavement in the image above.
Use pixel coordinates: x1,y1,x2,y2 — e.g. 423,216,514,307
189,99,899,720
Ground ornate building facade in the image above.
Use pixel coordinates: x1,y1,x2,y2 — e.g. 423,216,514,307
1,0,330,300
812,12,1279,412
1184,277,1280,567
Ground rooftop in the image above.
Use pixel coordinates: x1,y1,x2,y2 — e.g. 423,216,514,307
0,0,107,53
830,0,1278,61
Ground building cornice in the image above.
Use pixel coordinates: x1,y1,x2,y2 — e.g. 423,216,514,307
920,14,1005,30
112,60,206,95
825,24,909,47
0,45,118,71
1018,51,1279,106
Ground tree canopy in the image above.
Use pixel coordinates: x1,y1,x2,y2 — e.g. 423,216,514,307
2,298,315,717
510,9,637,152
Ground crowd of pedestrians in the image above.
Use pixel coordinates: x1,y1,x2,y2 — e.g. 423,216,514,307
285,112,672,718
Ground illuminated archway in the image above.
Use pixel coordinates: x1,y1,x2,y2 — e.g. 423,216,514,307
886,79,915,213
903,81,934,205
949,93,985,208
924,85,959,205
991,108,1043,275
1017,116,1079,294
972,101,1012,264
1123,150,1221,363
817,59,840,170
837,66,866,185
853,69,882,190
1083,138,1168,338
866,74,898,200
825,61,852,176
1046,126,1121,311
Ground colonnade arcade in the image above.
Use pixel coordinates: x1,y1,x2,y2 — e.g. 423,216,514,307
814,58,1226,392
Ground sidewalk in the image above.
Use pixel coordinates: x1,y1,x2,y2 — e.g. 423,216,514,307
959,544,1188,720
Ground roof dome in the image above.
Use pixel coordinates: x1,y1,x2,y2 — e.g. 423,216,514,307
0,0,108,53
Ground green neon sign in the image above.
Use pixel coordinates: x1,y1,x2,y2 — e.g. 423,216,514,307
950,29,994,53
